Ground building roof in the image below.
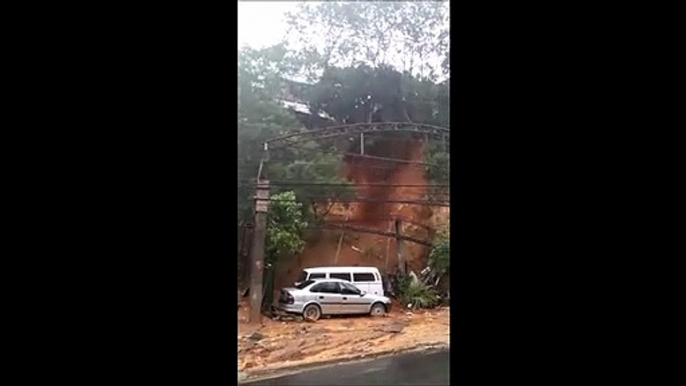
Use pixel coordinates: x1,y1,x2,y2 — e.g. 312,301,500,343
279,99,334,121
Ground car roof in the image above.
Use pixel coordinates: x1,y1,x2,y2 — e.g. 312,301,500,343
304,266,380,273
310,278,350,283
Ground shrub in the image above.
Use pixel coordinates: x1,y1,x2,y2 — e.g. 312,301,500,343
397,275,439,310
428,230,449,278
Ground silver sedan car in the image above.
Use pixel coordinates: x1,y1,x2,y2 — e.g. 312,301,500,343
278,278,392,321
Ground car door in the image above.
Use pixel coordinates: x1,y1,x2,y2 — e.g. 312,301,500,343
310,282,344,314
339,282,371,314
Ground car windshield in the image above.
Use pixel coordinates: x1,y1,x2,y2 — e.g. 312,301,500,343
340,282,361,295
295,280,315,290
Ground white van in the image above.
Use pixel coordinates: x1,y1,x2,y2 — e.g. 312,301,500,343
296,267,385,296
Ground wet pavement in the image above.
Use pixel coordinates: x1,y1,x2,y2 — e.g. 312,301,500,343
243,348,450,385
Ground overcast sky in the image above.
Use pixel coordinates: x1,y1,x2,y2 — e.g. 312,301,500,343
238,1,448,82
238,1,300,50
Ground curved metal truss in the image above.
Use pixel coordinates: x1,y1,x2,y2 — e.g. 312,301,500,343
265,122,450,149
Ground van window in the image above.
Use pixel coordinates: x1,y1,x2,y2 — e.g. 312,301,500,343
353,273,376,282
330,273,351,281
309,273,326,279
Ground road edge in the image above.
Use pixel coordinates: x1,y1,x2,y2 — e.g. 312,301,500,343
239,341,449,384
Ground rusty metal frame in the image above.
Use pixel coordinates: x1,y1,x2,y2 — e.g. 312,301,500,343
265,122,450,148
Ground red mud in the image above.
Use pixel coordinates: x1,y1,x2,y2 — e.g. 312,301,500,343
275,136,446,290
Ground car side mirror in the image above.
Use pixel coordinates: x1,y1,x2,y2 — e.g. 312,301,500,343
360,291,366,296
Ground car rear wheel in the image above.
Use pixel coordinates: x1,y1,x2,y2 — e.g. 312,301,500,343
303,304,321,321
370,302,386,317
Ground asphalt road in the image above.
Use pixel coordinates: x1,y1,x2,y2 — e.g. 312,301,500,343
243,348,450,385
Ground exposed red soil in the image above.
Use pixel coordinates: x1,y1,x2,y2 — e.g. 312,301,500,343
275,136,443,290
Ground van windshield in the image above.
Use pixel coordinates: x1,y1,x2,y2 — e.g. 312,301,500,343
297,271,308,283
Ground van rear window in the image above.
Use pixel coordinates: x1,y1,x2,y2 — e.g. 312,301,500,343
330,273,351,281
353,273,376,282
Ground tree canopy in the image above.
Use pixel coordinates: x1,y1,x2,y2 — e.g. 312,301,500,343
284,1,449,81
238,1,451,226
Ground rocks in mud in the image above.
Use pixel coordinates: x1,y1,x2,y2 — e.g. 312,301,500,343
378,320,409,334
384,324,406,333
272,347,301,362
273,314,304,323
308,327,330,335
239,340,256,353
314,334,330,344
242,360,257,369
294,325,312,336
270,342,303,362
248,331,265,341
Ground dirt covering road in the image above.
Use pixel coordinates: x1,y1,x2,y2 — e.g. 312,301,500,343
237,302,450,377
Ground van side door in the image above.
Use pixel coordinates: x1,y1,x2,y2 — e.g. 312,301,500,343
353,272,380,295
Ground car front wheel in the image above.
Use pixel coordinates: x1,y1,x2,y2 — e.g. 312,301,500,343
370,302,386,317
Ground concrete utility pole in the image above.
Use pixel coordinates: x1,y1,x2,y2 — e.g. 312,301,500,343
334,215,349,264
249,179,269,325
360,132,365,155
394,220,406,275
334,231,344,264
385,220,393,270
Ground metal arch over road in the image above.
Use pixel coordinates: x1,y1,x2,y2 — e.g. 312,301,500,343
265,122,450,148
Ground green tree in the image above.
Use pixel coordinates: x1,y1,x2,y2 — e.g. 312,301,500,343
308,64,447,125
238,45,300,221
428,230,450,282
238,45,348,224
265,191,307,264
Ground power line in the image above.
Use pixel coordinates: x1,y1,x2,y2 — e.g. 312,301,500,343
260,159,436,173
305,223,433,247
327,217,435,231
265,197,450,207
238,181,449,187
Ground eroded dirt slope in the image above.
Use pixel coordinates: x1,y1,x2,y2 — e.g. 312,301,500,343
275,136,449,289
